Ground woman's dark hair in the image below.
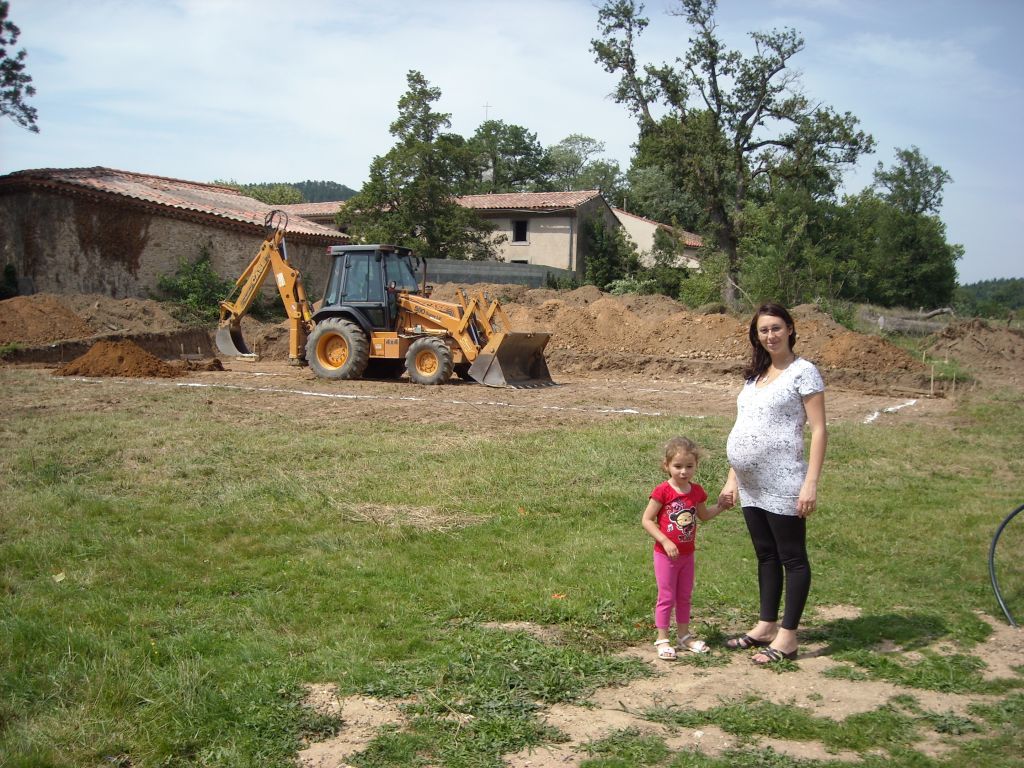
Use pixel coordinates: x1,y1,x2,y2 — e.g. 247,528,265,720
744,302,797,380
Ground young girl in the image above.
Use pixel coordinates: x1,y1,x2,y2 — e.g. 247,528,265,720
642,436,733,660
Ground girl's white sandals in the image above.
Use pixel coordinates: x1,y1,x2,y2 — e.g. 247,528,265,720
654,638,676,660
678,634,709,654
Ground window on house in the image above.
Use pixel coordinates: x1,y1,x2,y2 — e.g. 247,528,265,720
512,220,528,243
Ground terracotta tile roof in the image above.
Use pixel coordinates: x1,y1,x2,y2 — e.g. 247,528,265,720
612,207,703,248
278,201,345,218
0,167,348,244
457,190,604,211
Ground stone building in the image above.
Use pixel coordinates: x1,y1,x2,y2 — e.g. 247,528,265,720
0,167,347,299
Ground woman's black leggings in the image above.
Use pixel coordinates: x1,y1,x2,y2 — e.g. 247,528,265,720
742,506,811,630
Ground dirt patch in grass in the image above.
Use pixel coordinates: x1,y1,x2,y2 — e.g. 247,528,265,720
481,621,564,644
299,610,1022,767
338,503,475,532
298,687,406,768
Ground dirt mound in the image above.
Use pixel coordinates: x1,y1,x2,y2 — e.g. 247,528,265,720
0,294,96,344
228,284,924,378
53,339,183,378
237,316,293,359
0,293,184,346
924,318,1024,387
817,332,923,372
14,285,1013,392
62,294,184,335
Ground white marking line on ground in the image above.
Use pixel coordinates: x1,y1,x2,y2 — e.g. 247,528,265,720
863,399,918,424
63,377,667,417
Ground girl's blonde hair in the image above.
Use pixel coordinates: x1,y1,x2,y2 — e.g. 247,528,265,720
662,436,705,465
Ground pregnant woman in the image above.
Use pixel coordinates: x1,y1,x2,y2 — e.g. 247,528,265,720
721,302,828,665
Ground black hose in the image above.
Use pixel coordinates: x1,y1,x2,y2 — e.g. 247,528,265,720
988,503,1023,627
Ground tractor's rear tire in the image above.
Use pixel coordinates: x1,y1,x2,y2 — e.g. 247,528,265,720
306,318,369,380
405,337,453,385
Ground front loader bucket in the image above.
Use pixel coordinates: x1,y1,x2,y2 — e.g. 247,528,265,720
215,321,256,358
467,331,555,389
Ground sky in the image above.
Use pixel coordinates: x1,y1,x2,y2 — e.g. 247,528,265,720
2,0,1021,285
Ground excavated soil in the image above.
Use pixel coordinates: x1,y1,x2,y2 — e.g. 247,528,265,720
52,339,184,378
0,294,96,345
0,293,183,345
925,318,1024,388
236,286,931,384
3,286,1021,419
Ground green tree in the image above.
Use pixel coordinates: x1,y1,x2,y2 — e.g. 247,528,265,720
582,216,638,288
577,158,626,204
873,145,952,215
592,0,874,305
734,181,863,307
622,164,702,228
465,120,550,193
339,71,501,260
545,134,623,197
956,278,1024,318
841,190,961,308
1,0,38,133
833,148,961,308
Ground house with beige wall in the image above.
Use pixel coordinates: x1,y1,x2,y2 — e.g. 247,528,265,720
289,194,714,281
456,190,620,277
612,207,702,269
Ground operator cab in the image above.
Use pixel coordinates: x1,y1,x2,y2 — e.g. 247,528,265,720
321,244,421,330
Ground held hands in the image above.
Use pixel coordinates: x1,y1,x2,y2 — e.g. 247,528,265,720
718,483,737,512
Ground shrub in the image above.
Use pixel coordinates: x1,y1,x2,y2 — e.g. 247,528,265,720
156,247,235,324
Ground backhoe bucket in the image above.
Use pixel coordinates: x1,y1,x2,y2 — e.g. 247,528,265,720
467,331,555,389
215,321,256,358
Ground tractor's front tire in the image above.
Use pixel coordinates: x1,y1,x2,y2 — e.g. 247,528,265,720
405,337,453,385
306,318,369,380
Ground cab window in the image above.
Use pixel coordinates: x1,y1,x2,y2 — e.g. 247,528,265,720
344,253,375,302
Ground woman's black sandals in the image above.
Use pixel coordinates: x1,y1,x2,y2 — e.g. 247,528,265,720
725,634,771,650
752,647,798,665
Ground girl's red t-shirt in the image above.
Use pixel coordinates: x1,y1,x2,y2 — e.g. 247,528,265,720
650,481,707,556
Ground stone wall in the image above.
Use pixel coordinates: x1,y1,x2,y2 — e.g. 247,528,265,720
0,190,333,299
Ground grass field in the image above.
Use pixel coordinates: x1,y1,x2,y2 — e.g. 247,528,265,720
1,369,1022,767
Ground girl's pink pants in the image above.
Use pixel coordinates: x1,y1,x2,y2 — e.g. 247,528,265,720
653,550,695,629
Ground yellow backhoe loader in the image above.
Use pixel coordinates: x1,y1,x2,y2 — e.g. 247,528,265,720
216,211,554,388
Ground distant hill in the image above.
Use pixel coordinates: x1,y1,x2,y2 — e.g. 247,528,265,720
956,277,1024,317
292,180,359,202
